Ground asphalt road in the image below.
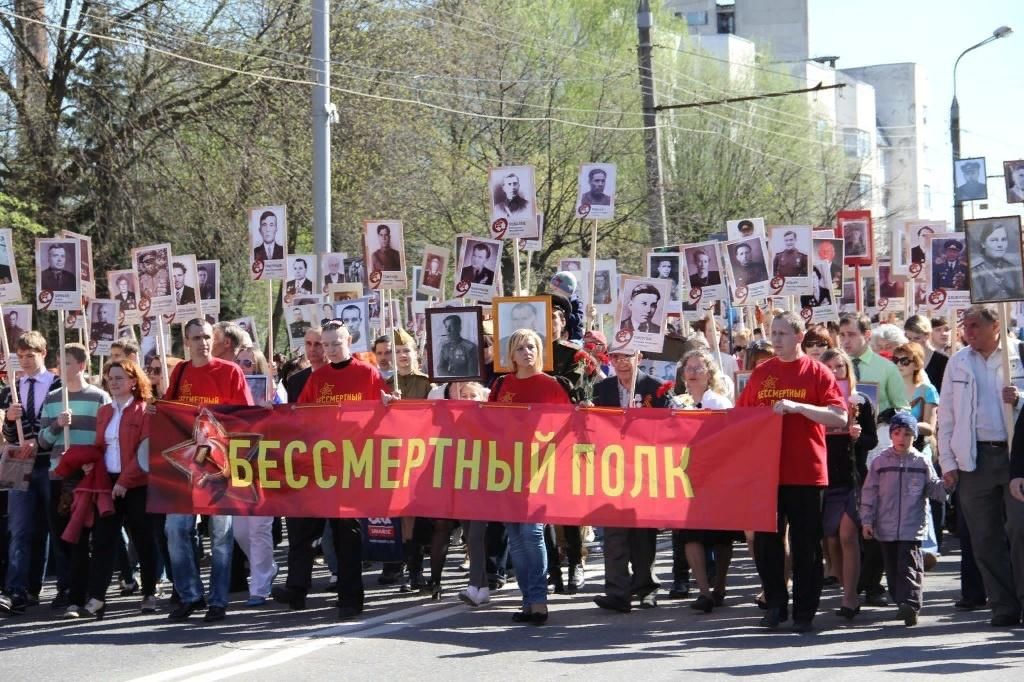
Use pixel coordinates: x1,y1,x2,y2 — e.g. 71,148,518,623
1,534,1021,681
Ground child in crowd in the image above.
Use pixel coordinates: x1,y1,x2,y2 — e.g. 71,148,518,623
860,412,947,626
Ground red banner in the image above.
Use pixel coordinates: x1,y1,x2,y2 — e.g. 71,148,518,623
148,401,783,531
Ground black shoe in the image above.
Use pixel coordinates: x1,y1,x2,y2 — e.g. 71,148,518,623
864,590,888,607
791,619,814,633
834,606,860,620
431,582,442,601
759,607,788,629
169,591,182,606
377,570,401,586
822,575,839,587
25,593,39,607
202,606,226,623
639,590,658,609
755,594,768,610
400,572,426,594
691,594,714,613
594,595,631,613
955,598,987,611
337,605,362,620
548,571,566,595
567,565,585,594
898,602,918,626
271,586,307,610
119,579,140,596
990,613,1022,627
668,579,690,599
50,591,72,610
487,578,506,591
168,599,207,621
711,591,725,607
530,610,549,625
2,593,29,615
512,610,533,623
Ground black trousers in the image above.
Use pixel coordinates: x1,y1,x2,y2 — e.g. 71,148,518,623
284,517,363,609
84,485,158,602
672,530,691,581
485,522,509,582
880,540,924,610
754,485,824,622
859,538,885,595
956,492,987,603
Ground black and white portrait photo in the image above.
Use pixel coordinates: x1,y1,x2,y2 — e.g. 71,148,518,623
419,246,449,297
107,269,139,325
1004,160,1024,204
60,230,94,298
489,165,539,239
35,238,81,311
593,259,618,313
321,252,348,292
769,226,812,279
877,260,905,300
0,228,22,303
682,241,726,302
171,254,201,321
287,304,319,351
245,375,270,403
197,259,220,315
726,217,765,240
724,236,771,303
342,256,367,287
363,221,406,289
89,300,117,354
131,243,176,316
457,237,501,301
611,276,671,354
338,297,371,354
929,236,970,293
646,252,682,304
954,157,988,203
425,306,484,382
493,296,553,373
575,163,616,221
285,255,316,301
248,205,287,280
905,220,946,274
4,305,31,351
965,216,1024,303
838,213,873,267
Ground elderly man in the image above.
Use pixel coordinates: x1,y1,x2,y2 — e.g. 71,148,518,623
940,304,1024,627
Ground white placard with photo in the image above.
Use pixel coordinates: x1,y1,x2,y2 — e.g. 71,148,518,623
320,252,348,293
3,304,31,369
645,252,682,314
88,299,117,356
418,245,449,298
723,236,772,305
107,269,140,327
248,205,287,281
906,220,947,282
768,225,814,296
60,229,95,300
726,217,766,241
364,220,407,290
0,229,22,303
335,297,372,354
286,303,319,351
924,234,970,314
170,254,201,322
488,165,540,240
681,241,727,304
575,163,616,221
132,244,175,316
455,237,502,302
610,276,671,354
35,238,81,311
284,254,317,304
196,260,220,316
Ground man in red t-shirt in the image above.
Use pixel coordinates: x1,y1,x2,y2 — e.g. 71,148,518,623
274,320,389,620
164,319,254,624
736,311,846,632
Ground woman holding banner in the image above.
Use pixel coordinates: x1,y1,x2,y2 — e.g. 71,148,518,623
488,329,572,625
676,349,739,613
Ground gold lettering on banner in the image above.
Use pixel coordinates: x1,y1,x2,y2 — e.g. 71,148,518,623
600,445,625,497
630,446,658,498
403,439,427,487
229,438,254,485
664,446,694,499
283,440,309,488
454,439,482,490
571,444,595,496
312,440,337,488
379,438,402,489
430,437,453,488
529,432,556,494
257,440,281,489
342,440,373,488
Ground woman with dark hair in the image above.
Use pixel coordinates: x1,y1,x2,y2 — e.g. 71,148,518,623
800,325,834,361
971,222,1024,301
67,360,156,618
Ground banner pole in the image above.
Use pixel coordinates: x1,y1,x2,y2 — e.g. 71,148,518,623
854,265,863,313
628,350,640,408
587,220,598,329
512,239,522,296
0,303,24,443
1003,302,1015,444
57,309,70,452
525,250,533,295
706,306,723,371
267,279,274,361
155,315,169,397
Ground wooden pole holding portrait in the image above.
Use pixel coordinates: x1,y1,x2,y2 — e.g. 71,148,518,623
56,310,71,451
706,306,723,371
154,315,169,397
628,350,640,408
0,304,24,443
512,239,522,297
587,220,598,330
1002,302,1016,443
266,280,274,361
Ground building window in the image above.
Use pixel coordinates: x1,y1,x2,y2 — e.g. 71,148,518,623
856,174,873,203
923,184,932,210
684,11,708,25
717,10,735,34
843,128,871,159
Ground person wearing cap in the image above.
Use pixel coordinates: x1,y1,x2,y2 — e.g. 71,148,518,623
938,303,1024,627
933,240,968,290
548,271,584,342
619,283,662,334
860,412,948,626
955,160,987,202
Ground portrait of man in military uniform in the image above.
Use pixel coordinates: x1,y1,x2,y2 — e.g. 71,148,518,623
771,229,810,279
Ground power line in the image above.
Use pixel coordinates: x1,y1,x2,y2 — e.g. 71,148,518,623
654,82,845,111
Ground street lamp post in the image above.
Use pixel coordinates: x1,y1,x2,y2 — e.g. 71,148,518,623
951,25,1012,230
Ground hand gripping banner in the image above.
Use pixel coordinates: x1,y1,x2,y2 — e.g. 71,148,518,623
149,401,783,531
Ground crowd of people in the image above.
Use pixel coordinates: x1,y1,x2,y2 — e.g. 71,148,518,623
1,294,1024,634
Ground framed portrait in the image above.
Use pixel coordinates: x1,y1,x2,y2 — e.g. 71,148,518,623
245,374,271,404
1004,160,1024,204
455,236,502,302
248,205,287,281
858,382,880,415
735,370,753,396
965,216,1024,304
800,238,843,323
363,220,407,290
890,224,910,277
904,220,947,282
638,358,678,384
88,299,117,355
726,217,766,241
285,303,318,351
231,317,259,347
170,254,201,322
575,163,616,221
954,157,987,203
611,276,672,354
837,211,874,267
425,306,485,382
336,297,371,354
60,229,95,299
284,254,317,304
925,233,970,313
3,304,31,367
327,283,363,303
35,238,81,311
419,245,449,298
131,244,174,316
366,290,382,329
0,228,22,303
107,269,140,326
492,296,554,373
723,236,772,305
320,252,348,293
681,241,726,304
489,165,539,240
196,259,220,316
646,251,682,309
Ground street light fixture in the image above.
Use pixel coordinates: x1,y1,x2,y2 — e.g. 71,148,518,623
951,26,1013,229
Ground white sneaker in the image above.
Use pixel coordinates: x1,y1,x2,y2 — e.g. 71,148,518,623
458,586,478,606
474,587,491,605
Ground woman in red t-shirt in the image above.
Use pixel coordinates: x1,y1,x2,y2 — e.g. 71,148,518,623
489,329,571,625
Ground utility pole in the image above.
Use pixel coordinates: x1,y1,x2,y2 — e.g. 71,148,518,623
312,0,333,253
636,0,668,247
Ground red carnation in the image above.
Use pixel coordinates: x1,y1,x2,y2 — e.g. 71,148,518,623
656,381,674,398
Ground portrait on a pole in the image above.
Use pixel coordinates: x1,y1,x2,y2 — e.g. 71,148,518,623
425,306,484,382
170,254,201,322
726,217,765,240
0,228,22,303
954,157,988,203
574,163,616,221
197,259,221,316
36,238,81,311
610,276,671,355
419,245,449,298
1004,160,1024,204
492,296,553,373
456,236,501,302
965,216,1024,304
489,165,539,240
285,255,316,303
768,225,813,296
248,205,287,280
89,299,117,354
363,220,407,290
724,236,772,305
320,252,348,292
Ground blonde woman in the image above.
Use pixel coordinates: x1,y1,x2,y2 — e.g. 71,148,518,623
489,329,572,625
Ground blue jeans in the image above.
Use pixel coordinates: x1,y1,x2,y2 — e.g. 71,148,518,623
165,514,233,608
507,523,547,607
5,464,50,597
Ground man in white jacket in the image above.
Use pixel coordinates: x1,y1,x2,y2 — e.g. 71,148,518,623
938,304,1024,627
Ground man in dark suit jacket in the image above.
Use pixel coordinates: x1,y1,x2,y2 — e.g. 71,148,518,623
459,243,495,285
40,244,75,292
172,262,196,305
592,350,670,613
253,210,284,261
687,248,721,288
322,254,344,290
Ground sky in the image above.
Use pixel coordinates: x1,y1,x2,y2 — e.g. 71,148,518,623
808,0,1023,224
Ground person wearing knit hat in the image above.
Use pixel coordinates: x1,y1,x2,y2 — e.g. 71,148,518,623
888,411,918,438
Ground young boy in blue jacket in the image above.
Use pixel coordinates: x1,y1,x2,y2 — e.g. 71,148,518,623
860,412,948,626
